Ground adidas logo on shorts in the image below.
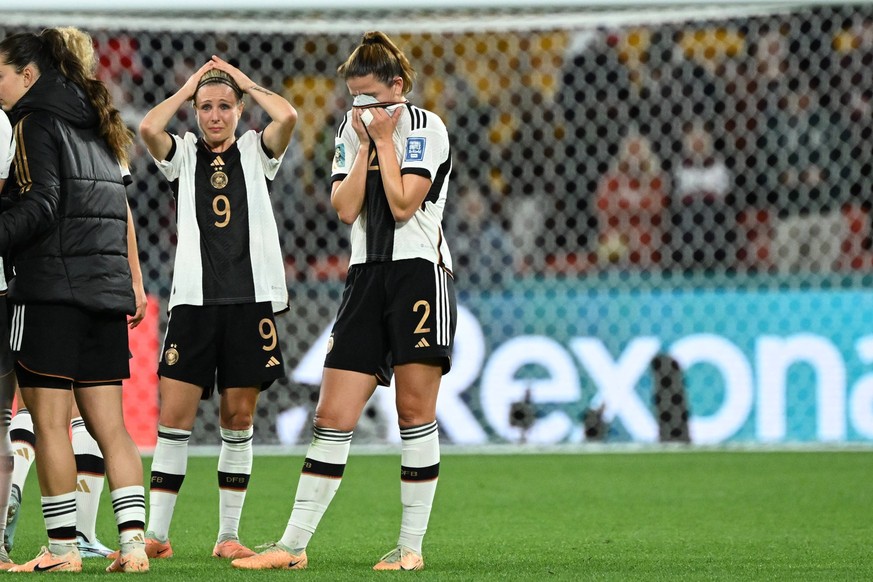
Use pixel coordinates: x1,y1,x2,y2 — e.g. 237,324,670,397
265,356,281,367
415,338,430,348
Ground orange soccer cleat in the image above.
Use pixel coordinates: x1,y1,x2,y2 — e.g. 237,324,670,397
106,546,149,573
372,546,424,571
9,546,82,573
231,543,307,570
212,538,256,559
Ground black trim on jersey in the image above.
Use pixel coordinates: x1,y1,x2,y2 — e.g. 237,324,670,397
426,148,452,206
364,143,397,262
336,114,349,138
164,130,178,162
406,104,428,131
400,146,452,209
401,167,432,180
260,133,275,160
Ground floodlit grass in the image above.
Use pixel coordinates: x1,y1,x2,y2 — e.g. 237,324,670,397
7,450,872,580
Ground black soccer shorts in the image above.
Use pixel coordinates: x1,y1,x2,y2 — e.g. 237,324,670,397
324,258,457,386
0,295,12,378
158,302,285,398
10,302,130,388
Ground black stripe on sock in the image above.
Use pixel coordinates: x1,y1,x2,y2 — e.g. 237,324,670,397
75,453,105,475
157,430,190,442
400,462,440,482
313,426,353,443
117,520,145,533
150,471,185,493
399,421,438,440
112,496,146,513
302,457,345,478
47,526,76,541
218,471,250,491
42,499,77,517
10,428,35,447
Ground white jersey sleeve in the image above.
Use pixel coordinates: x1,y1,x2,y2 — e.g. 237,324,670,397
0,110,12,180
153,132,195,181
331,112,359,179
0,111,12,291
248,130,284,181
400,122,450,180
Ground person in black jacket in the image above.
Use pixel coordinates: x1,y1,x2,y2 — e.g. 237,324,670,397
0,26,147,563
0,109,16,570
0,28,148,573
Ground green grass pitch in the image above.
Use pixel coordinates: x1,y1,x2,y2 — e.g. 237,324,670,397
7,450,872,580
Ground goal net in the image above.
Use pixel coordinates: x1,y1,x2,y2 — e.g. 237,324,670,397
1,2,870,446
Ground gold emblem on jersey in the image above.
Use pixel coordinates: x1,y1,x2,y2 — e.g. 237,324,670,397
210,157,228,189
210,170,228,189
164,344,180,366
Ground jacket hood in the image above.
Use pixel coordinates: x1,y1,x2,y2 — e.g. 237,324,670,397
10,68,98,129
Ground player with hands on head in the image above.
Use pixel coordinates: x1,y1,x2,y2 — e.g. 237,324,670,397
232,30,456,572
137,55,296,561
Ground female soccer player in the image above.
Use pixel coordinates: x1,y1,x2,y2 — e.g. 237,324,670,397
0,108,15,571
138,56,296,560
2,27,147,563
233,30,456,572
0,29,147,573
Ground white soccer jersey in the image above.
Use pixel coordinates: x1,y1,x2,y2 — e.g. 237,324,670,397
154,130,288,313
0,111,13,293
331,103,453,271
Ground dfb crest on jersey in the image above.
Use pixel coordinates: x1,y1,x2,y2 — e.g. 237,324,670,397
405,137,426,162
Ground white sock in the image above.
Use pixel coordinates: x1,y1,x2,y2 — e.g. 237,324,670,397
397,421,440,554
280,427,352,551
111,485,145,550
71,417,104,543
146,425,190,541
9,409,35,505
0,407,11,539
42,492,77,554
216,426,253,542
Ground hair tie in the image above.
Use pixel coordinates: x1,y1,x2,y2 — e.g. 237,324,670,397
195,69,243,100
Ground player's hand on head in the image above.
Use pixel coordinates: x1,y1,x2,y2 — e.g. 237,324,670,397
210,55,254,92
183,61,216,99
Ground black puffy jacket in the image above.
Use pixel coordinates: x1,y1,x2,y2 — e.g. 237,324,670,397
0,69,134,315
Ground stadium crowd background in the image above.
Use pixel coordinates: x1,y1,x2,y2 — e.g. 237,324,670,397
0,3,870,446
